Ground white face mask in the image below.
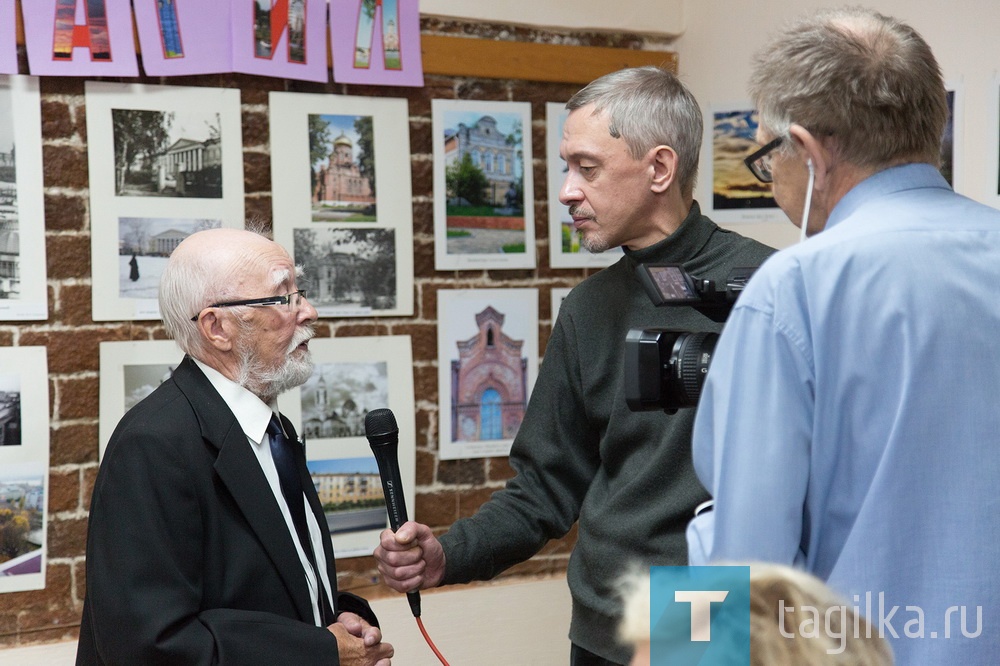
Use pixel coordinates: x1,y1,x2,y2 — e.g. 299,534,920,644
799,158,815,244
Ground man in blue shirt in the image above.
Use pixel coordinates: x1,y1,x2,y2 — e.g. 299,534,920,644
691,7,1000,663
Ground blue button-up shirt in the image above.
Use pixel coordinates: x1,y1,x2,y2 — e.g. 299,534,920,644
692,164,1000,663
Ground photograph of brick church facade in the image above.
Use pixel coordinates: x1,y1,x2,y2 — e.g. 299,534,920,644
450,306,528,442
310,113,376,221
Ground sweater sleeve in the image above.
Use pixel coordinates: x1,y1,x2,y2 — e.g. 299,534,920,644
440,310,598,583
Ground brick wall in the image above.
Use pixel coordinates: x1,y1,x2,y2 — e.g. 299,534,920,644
0,19,673,647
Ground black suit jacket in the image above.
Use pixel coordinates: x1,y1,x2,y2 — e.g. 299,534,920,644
77,356,376,665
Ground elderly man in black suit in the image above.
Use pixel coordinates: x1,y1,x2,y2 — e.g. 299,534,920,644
77,227,393,666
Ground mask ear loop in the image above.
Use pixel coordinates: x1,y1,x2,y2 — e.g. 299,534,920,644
800,158,815,244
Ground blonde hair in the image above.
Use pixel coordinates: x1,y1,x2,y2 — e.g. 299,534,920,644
749,563,893,665
616,563,893,665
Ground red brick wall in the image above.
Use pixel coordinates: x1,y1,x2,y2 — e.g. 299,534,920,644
0,19,671,648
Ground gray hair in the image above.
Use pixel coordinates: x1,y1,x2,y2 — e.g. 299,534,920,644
749,6,947,169
159,227,270,357
566,66,703,198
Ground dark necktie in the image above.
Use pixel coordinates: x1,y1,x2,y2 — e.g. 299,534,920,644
267,413,333,624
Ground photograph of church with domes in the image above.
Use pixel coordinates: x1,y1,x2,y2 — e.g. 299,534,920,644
309,113,377,222
300,361,388,439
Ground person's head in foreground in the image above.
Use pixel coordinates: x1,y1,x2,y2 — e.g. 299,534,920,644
618,563,893,665
746,5,947,238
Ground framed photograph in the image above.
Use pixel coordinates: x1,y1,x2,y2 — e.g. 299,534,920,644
277,335,415,559
993,76,1000,208
85,82,245,321
545,102,621,269
0,346,50,594
550,286,572,323
437,289,539,460
433,100,536,270
705,105,783,224
0,76,47,320
99,340,184,460
941,84,963,191
269,92,414,317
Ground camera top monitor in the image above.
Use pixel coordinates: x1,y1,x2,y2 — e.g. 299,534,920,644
637,264,702,306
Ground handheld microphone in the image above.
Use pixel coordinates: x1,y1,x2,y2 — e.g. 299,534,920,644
365,408,421,618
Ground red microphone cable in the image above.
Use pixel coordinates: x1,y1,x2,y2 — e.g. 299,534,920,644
415,615,450,666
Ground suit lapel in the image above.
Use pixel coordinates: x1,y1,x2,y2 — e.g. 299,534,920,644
171,357,316,623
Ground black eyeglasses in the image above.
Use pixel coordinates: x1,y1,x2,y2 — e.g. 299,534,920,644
190,290,308,321
743,136,783,183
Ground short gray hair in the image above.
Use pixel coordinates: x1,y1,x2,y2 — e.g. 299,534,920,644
749,6,947,168
566,66,703,198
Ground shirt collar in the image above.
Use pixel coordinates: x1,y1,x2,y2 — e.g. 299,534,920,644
826,163,951,232
192,357,276,445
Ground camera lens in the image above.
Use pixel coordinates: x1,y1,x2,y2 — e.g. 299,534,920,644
625,329,719,412
663,331,718,409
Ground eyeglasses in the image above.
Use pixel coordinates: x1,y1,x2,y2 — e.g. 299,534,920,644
743,136,783,183
190,290,308,321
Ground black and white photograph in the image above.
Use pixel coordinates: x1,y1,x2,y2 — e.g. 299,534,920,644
112,107,224,198
0,83,17,301
0,345,49,593
270,91,413,318
433,99,536,270
300,361,388,439
306,456,388,536
0,76,46,321
122,363,177,412
86,82,245,321
276,335,415,559
293,227,396,317
437,289,539,460
0,373,20,447
309,113,377,222
118,217,220,299
99,341,185,460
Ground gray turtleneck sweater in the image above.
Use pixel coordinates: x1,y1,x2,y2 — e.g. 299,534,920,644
439,202,774,663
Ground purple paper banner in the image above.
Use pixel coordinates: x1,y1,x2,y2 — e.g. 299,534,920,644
330,0,423,87
231,0,330,83
133,0,232,76
0,0,17,74
22,0,138,76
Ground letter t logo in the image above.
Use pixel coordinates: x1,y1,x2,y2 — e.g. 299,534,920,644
674,590,729,641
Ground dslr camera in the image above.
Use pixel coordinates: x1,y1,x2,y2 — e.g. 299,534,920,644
624,264,756,413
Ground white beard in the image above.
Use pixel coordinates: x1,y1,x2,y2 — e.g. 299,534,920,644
236,326,315,402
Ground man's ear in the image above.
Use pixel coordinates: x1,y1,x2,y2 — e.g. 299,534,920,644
789,124,831,192
197,311,235,352
649,145,679,194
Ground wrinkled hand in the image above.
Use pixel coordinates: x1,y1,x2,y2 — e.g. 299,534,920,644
373,521,446,593
329,612,393,666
